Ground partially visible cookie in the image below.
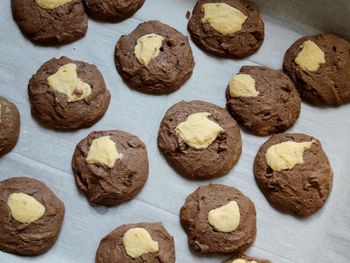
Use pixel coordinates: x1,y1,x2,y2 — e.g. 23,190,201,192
12,0,88,45
96,222,175,263
226,66,301,135
254,133,333,217
0,177,65,256
0,97,20,156
180,184,256,254
115,20,195,94
158,100,242,179
72,130,149,206
283,33,350,106
188,0,264,58
224,255,271,263
84,0,145,22
28,56,110,130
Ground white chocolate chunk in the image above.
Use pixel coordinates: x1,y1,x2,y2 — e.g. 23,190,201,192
295,40,326,72
231,259,258,263
134,34,165,65
201,3,248,35
47,63,91,102
123,228,159,258
265,141,314,171
229,74,259,97
208,201,240,233
7,193,45,224
175,112,224,149
35,0,72,10
86,136,122,168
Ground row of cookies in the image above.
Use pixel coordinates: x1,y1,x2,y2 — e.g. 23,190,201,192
0,176,270,262
0,100,333,262
12,0,350,106
12,0,145,44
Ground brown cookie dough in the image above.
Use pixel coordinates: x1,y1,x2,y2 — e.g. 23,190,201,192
0,97,20,156
283,33,350,106
28,56,110,130
96,222,175,263
224,255,271,263
72,130,149,206
84,0,144,22
158,100,242,179
180,184,256,254
0,177,65,256
254,133,333,217
12,0,88,45
115,20,195,95
188,0,264,58
226,66,301,136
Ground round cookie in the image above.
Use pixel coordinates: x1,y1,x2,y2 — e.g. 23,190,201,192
84,0,145,22
0,177,65,256
28,56,111,130
283,33,350,106
157,100,242,179
0,97,20,156
254,133,333,217
180,184,256,254
115,20,195,94
12,0,88,45
226,66,301,136
188,0,264,58
96,222,175,263
224,255,271,263
72,130,149,206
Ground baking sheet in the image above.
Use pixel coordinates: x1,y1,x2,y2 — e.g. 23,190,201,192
1,0,350,262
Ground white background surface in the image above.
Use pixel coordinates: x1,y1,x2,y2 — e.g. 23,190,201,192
0,0,350,262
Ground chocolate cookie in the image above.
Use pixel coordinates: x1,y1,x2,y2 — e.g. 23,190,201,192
226,66,301,136
224,255,271,263
84,0,144,22
29,56,110,130
0,177,65,256
96,222,175,263
283,33,350,106
115,20,195,94
188,0,264,58
12,0,88,45
0,97,20,156
254,133,333,217
158,100,242,179
72,130,149,206
180,184,256,254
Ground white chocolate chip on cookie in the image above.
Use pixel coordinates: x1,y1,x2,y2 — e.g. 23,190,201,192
123,227,159,258
7,193,45,224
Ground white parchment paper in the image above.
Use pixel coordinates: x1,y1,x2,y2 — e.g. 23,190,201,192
0,0,349,262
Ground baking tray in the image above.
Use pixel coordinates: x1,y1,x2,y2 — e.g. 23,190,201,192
0,0,350,262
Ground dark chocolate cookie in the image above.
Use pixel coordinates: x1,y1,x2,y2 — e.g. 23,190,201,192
0,97,20,156
180,184,256,254
96,222,175,263
226,66,301,135
12,0,88,45
254,133,333,217
224,255,271,263
84,0,144,22
115,20,195,94
283,33,350,106
158,100,242,179
72,130,149,206
28,56,110,130
0,177,65,256
188,0,264,58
